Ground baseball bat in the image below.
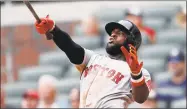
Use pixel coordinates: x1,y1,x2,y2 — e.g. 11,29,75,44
23,1,53,40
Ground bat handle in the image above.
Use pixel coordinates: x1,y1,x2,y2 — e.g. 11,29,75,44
46,32,53,40
37,19,53,40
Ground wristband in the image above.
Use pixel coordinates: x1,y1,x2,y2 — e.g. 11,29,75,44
131,72,145,87
131,71,142,80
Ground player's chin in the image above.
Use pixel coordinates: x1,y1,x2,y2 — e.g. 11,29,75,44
105,43,122,55
106,43,115,51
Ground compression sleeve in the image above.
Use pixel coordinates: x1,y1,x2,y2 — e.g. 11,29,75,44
50,25,85,64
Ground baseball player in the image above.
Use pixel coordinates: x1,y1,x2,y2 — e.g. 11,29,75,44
34,15,152,108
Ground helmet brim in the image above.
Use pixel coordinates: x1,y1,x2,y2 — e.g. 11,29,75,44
105,22,131,36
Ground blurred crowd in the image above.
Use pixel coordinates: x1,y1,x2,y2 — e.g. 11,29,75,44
1,75,80,108
1,2,186,109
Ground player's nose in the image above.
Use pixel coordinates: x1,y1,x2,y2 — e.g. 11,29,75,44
110,33,117,38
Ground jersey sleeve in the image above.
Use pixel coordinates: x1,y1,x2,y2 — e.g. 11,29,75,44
75,48,96,73
142,68,152,91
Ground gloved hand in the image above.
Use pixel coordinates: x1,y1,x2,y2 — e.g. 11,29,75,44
35,15,55,34
120,44,143,76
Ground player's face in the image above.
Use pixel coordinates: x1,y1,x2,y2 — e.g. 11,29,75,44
168,61,186,76
25,97,38,108
106,28,127,56
69,89,80,108
70,98,79,108
39,85,56,102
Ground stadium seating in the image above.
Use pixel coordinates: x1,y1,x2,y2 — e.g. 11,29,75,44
57,93,70,101
64,65,80,78
39,51,70,65
157,101,168,108
72,36,101,49
156,87,186,108
140,58,166,73
184,47,186,55
56,94,70,108
157,29,186,45
18,65,64,82
142,5,181,19
139,44,180,59
168,18,182,29
74,22,107,40
93,7,125,22
73,24,85,36
39,51,71,72
56,78,80,94
69,27,103,49
5,97,22,108
171,98,186,108
143,17,167,31
3,82,37,97
153,72,171,84
99,21,109,36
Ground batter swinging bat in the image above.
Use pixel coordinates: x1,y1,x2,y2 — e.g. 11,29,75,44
23,1,53,40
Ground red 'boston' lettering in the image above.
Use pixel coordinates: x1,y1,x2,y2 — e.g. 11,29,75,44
94,64,101,72
105,68,109,72
107,69,116,78
89,65,93,72
99,67,105,76
82,64,126,84
84,65,93,77
112,72,124,84
100,67,109,76
84,67,89,77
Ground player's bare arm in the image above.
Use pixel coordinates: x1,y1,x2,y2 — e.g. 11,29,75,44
121,45,149,103
34,15,86,72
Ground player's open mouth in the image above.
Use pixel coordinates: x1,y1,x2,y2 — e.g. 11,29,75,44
109,41,114,44
109,39,114,43
109,37,115,43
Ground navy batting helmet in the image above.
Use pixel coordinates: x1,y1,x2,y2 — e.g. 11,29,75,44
105,20,142,51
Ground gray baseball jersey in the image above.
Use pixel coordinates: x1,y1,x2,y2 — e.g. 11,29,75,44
77,49,151,108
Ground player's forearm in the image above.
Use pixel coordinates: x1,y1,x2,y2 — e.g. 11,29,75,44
131,82,149,104
50,25,85,64
130,72,149,103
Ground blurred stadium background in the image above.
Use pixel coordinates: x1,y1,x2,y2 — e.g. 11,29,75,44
1,1,186,108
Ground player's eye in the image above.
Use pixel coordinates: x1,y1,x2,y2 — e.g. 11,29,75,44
112,31,123,35
117,31,122,35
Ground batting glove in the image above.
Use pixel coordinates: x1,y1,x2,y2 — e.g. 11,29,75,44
121,44,145,87
35,15,55,34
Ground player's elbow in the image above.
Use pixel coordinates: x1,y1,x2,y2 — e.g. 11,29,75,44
134,98,147,104
134,92,149,104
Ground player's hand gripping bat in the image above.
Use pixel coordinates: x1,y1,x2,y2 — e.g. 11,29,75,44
23,1,53,40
